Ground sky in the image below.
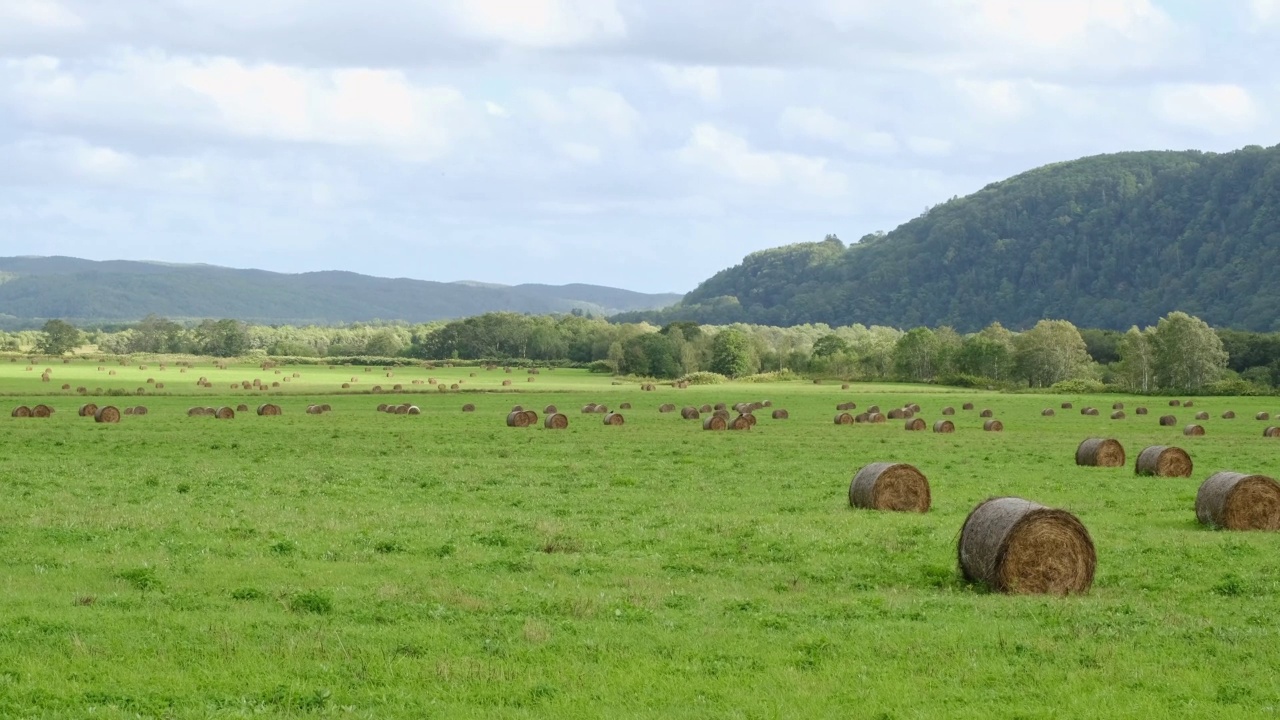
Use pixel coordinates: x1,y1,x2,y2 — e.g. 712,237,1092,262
1,1,1278,294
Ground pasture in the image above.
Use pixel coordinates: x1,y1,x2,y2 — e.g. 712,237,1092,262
1,358,1278,718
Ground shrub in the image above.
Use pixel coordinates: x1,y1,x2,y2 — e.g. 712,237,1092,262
288,590,334,615
587,360,615,374
740,370,800,383
676,371,728,385
1050,379,1106,394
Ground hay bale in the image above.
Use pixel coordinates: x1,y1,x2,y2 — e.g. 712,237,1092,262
257,404,282,416
836,402,857,411
593,405,609,414
1112,402,1124,410
511,405,524,412
728,414,751,431
1196,472,1280,530
941,407,955,416
887,408,911,420
1076,438,1125,467
619,403,632,410
1061,402,1073,409
407,406,421,415
94,406,121,424
11,406,32,418
983,419,1004,432
1135,407,1148,415
962,402,975,411
907,403,922,413
1134,446,1192,478
958,497,1095,594
1169,399,1181,407
502,380,512,386
841,383,850,390
904,417,926,431
215,407,235,420
854,413,870,423
1041,409,1055,417
124,407,133,415
377,403,389,412
698,404,712,413
544,405,558,414
1080,407,1099,416
1195,411,1209,420
134,406,148,416
833,412,855,425
61,384,70,390
681,406,700,420
1183,424,1205,436
1159,415,1177,426
1265,427,1280,438
544,413,569,429
659,404,677,413
79,403,98,417
933,419,955,433
979,409,993,418
771,409,789,419
522,410,538,425
236,404,249,412
581,403,597,414
395,404,410,415
1257,412,1271,421
867,413,887,424
32,405,52,418
506,411,532,427
1184,401,1195,408
1111,411,1126,420
702,415,727,431
603,412,625,426
849,462,931,513
393,384,403,391
1222,411,1236,419
713,402,727,411
712,409,730,420
187,407,204,417
462,404,476,412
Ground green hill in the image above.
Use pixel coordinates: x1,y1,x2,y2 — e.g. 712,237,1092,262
0,258,681,327
620,144,1280,331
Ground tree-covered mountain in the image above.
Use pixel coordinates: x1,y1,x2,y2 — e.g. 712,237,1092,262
0,257,680,327
619,144,1280,332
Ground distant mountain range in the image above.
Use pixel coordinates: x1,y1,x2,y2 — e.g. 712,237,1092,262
0,257,681,327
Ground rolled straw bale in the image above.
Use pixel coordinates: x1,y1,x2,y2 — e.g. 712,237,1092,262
1061,402,1073,409
907,403,922,413
124,407,133,415
407,406,421,415
1111,411,1126,420
257,404,282,416
1042,409,1055,416
11,406,32,418
866,405,881,414
306,405,321,415
32,405,52,418
681,407,700,420
711,409,730,421
849,462,930,513
603,412,625,426
187,407,203,417
319,404,331,413
593,405,609,414
983,419,1004,432
836,402,857,411
699,404,713,413
522,410,538,425
236,404,248,412
394,405,410,415
1183,424,1205,436
506,411,531,427
79,403,98,417
702,415,727,431
1222,411,1236,419
619,403,632,410
904,418,926,431
61,384,70,390
544,405,558,415
867,413,887,424
502,380,512,386
714,403,727,411
659,404,677,413
1076,438,1125,467
1080,407,1099,416
1135,407,1148,415
771,409,789,419
841,383,850,390
1112,402,1125,410
933,420,955,433
979,409,993,418
1257,412,1271,421
581,404,597,413
833,412,855,425
1134,446,1192,478
962,403,975,411
1159,415,1177,426
1169,399,1181,407
393,384,403,391
215,407,235,420
763,400,773,408
94,406,121,424
728,414,751,431
377,403,389,412
544,413,569,429
958,497,1095,594
854,413,870,423
1195,411,1209,421
936,407,952,416
134,406,148,415
511,405,525,412
1195,472,1280,530
462,404,476,412
1265,427,1280,438
1184,401,1194,407
887,408,906,419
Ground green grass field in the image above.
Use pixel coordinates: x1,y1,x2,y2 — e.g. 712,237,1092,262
1,358,1278,718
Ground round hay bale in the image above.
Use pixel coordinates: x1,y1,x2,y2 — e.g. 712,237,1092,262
603,412,625,426
728,414,751,431
681,406,700,420
702,415,727,431
11,406,32,418
887,408,909,420
867,413,887,424
393,384,403,391
983,419,1004,432
32,405,52,418
236,404,248,412
76,387,86,394
79,403,98,417
659,404,677,413
1080,408,1099,416
1061,402,1073,409
527,378,534,383
543,404,558,414
392,404,408,415
1222,411,1236,419
511,405,524,412
1264,427,1280,438
833,412,855,425
714,403,727,411
812,379,821,385
962,402,975,411
933,419,955,433
506,411,531,427
771,409,789,419
215,407,235,420
854,413,870,423
849,462,931,513
699,404,713,413
341,383,351,389
1112,402,1124,410
257,404,282,416
124,407,133,415
841,383,850,390
544,413,568,429
866,405,880,414
306,405,321,415
1195,411,1209,421
61,384,70,390
94,406,121,424
958,497,1095,594
521,410,538,425
1076,438,1125,467
979,409,993,418
1135,407,1148,415
1184,401,1194,408
1169,399,1181,407
593,405,608,414
1134,446,1192,478
941,407,955,416
1183,424,1205,436
907,403,922,413
407,406,421,415
1159,415,1177,426
377,403,389,412
134,406,148,416
462,404,476,412
1257,412,1271,421
1111,411,1126,420
836,402,857,411
1041,409,1055,417
904,417,926,431
502,380,512,386
762,400,772,408
187,407,203,417
581,403,597,414
619,403,632,410
1196,472,1280,530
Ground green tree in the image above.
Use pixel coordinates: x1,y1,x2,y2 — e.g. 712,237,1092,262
811,334,850,358
1114,326,1155,391
196,319,250,357
1013,320,1090,387
38,319,82,355
1149,312,1227,391
893,327,938,382
710,328,753,378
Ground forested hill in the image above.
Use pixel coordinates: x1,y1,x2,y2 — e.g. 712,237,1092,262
0,257,681,327
618,144,1280,332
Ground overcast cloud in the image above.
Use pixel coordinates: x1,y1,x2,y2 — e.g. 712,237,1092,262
1,0,1277,293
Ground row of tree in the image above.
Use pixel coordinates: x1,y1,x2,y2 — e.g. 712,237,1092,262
10,311,1275,394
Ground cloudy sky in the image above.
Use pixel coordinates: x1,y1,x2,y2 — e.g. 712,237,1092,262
2,1,1277,294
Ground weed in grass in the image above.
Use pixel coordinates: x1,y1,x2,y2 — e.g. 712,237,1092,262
287,590,334,615
115,567,161,593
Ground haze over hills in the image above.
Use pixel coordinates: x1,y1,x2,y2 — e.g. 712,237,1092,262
0,257,682,327
618,144,1280,333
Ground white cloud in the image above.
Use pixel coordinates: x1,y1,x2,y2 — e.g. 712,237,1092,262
559,142,601,164
0,0,83,30
779,106,898,155
524,87,642,140
657,64,720,102
1155,84,1260,135
1250,0,1280,23
441,0,626,48
678,123,848,198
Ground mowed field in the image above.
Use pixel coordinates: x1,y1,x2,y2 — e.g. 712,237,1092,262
1,358,1279,718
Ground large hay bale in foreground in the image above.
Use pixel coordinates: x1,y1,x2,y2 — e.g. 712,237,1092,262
681,406,700,420
257,404,282,416
958,497,1095,594
1184,424,1205,436
904,418,926,431
506,411,532,427
1195,472,1280,530
11,406,32,418
1265,426,1280,438
702,415,727,431
603,412,625,426
983,419,1004,432
215,407,235,419
544,413,568,429
1134,446,1192,478
771,409,789,419
849,462,931,513
1159,415,1177,426
933,419,954,433
94,406,121,424
1076,438,1125,467
833,412,855,425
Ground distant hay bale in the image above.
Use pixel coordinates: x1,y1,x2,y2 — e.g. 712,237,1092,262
134,406,148,415
236,404,248,412
1076,438,1125,467
849,462,930,513
79,403,98,417
619,403,632,410
394,404,410,415
462,404,476,412
962,403,975,410
544,413,569,429
187,407,204,417
527,378,535,383
603,412,625,426
887,408,910,419
1184,401,1194,407
1112,402,1124,410
699,404,712,413
1257,412,1271,421
11,406,32,418
904,418,926,431
866,405,880,414
543,404,558,414
593,405,608,414
1081,408,1099,416
1195,411,1209,420
1159,415,1177,426
702,415,727,431
833,412,855,425
215,407,235,420
1183,424,1205,436
76,387,86,394
941,407,955,415
124,407,133,415
1169,400,1181,407
1041,409,1055,416
407,406,421,415
1135,407,1148,415
854,413,870,423
1060,402,1073,409
94,406,121,424
958,497,1095,594
1196,472,1280,530
61,384,70,390
713,403,727,411
341,383,350,389
728,414,752,431
1134,446,1192,478
257,404,282,416
469,372,477,377
581,403,597,414
771,409,789,419
907,403,921,413
836,402,857,411
511,405,524,412
522,410,538,425
377,403,389,412
681,406,700,420
983,419,1004,432
867,413,887,424
306,405,322,415
1111,411,1126,420
659,404,677,413
933,419,955,433
979,409,993,418
502,380,512,386
841,383,850,390
812,379,821,385
32,405,52,418
393,384,403,391
1222,411,1236,419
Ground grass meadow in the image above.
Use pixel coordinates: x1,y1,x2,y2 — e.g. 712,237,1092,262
1,358,1278,718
